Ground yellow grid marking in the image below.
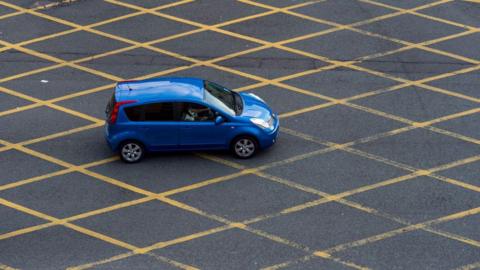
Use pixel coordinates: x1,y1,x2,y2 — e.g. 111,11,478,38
453,261,480,270
1,0,479,269
0,264,18,270
1,127,478,269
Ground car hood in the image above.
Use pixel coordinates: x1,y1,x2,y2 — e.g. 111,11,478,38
239,92,272,120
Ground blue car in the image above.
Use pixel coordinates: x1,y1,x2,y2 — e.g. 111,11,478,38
105,78,279,163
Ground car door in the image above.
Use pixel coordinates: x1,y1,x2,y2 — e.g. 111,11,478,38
177,102,231,149
125,102,179,150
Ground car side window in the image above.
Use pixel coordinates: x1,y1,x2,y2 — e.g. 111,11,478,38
180,102,215,122
124,102,176,121
144,102,175,121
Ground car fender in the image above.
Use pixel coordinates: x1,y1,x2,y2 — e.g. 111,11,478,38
108,130,147,151
227,125,262,146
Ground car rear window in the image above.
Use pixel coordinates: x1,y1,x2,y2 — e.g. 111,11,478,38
105,92,116,119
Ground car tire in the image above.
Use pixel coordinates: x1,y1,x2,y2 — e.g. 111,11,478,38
119,140,145,163
231,136,258,159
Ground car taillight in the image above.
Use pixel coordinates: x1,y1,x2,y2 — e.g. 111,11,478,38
109,100,136,124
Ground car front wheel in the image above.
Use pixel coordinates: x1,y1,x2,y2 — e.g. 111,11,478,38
231,136,258,159
120,141,145,163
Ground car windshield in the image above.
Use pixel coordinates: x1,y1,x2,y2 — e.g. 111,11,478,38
204,81,241,115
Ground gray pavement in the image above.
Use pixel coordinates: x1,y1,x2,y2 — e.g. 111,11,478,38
0,0,479,269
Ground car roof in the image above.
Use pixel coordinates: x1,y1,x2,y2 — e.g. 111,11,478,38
115,77,205,103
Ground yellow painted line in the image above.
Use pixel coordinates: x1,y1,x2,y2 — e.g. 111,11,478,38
0,139,155,198
66,222,139,250
0,59,69,83
0,0,472,126
431,174,480,193
158,171,250,197
66,252,135,270
70,249,198,270
322,207,480,254
279,102,337,119
0,198,132,249
280,126,480,195
0,10,22,20
423,227,480,248
147,195,373,270
0,142,404,270
0,86,102,125
0,156,118,192
257,147,340,171
195,153,247,170
0,140,72,168
452,261,480,270
0,0,82,21
0,0,468,112
48,84,115,103
0,0,258,86
0,142,330,243
241,0,479,67
135,225,231,254
0,168,74,192
324,258,371,270
0,143,116,186
106,0,473,95
0,2,476,270
200,142,480,256
79,168,155,196
0,28,81,52
65,197,154,223
0,197,152,241
147,253,200,270
0,103,43,118
431,155,480,173
61,152,480,270
255,171,330,198
261,255,315,270
264,252,369,270
0,264,19,270
22,122,104,146
362,0,478,30
0,121,102,153
342,126,417,149
425,108,480,125
271,3,480,65
0,196,199,269
106,0,317,31
273,69,480,147
0,38,123,82
259,176,480,267
428,126,480,145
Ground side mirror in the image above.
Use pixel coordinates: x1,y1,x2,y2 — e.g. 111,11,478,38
214,115,225,125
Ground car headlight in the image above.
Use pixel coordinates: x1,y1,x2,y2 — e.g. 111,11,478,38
250,118,272,129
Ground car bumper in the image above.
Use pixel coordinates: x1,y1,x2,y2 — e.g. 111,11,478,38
104,124,117,151
258,118,279,149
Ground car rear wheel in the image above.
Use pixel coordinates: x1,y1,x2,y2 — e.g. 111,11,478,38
120,141,145,163
231,136,257,159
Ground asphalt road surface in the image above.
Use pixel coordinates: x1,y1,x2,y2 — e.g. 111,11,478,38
0,0,479,269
